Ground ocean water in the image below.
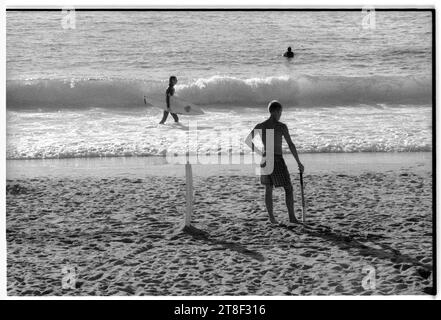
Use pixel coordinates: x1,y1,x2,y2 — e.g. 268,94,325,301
6,10,433,159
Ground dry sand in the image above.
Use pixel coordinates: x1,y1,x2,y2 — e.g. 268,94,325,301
6,153,433,296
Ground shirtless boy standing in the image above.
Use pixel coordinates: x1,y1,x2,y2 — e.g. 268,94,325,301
245,100,304,224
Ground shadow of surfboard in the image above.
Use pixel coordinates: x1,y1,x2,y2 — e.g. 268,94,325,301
169,224,265,262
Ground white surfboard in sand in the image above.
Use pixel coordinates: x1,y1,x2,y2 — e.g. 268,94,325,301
144,95,204,116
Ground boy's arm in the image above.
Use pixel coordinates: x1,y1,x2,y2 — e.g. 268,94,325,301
245,126,263,156
282,124,304,172
166,88,174,110
166,94,170,110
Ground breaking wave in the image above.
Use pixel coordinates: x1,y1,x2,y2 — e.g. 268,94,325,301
7,74,432,110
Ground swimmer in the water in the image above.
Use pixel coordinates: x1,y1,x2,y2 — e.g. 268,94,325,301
283,46,294,58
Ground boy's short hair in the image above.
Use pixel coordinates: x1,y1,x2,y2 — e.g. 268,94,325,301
268,100,282,113
169,76,177,83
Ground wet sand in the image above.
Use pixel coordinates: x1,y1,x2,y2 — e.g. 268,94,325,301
6,153,433,296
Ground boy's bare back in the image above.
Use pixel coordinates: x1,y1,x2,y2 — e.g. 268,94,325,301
254,119,290,156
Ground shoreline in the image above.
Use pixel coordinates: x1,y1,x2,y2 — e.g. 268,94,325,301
7,152,432,179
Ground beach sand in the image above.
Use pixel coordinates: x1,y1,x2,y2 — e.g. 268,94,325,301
6,153,433,296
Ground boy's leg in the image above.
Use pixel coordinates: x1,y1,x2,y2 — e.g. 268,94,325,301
264,185,276,223
284,184,298,223
171,113,179,122
159,111,169,124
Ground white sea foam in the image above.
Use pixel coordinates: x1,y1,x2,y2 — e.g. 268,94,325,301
6,105,432,160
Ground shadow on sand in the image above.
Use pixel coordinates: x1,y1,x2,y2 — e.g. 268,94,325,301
170,224,265,262
279,222,432,280
168,222,432,290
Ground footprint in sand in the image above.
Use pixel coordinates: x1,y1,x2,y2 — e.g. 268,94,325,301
87,272,105,281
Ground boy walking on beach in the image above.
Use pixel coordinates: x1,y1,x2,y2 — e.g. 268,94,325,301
159,76,179,124
245,100,304,224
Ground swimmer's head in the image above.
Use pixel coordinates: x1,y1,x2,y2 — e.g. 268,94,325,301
268,100,282,120
169,76,178,85
287,47,292,52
